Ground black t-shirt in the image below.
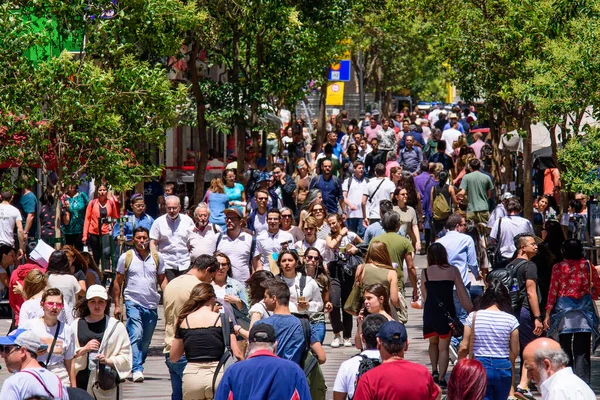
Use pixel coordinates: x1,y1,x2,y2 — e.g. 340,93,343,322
511,259,538,311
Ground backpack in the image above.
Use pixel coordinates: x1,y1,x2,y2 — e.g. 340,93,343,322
486,259,528,312
246,169,262,198
432,185,451,220
352,354,381,398
123,249,161,291
299,318,327,400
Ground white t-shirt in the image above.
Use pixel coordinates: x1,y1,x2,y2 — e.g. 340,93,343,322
329,231,358,254
363,178,396,219
0,368,68,400
149,214,195,271
465,310,519,358
294,238,331,264
249,300,298,320
333,349,381,398
0,203,22,247
216,231,260,283
255,230,295,267
441,128,462,155
281,272,323,316
21,318,75,367
187,224,221,263
116,250,166,309
19,298,71,327
47,274,81,311
343,176,370,219
251,211,268,235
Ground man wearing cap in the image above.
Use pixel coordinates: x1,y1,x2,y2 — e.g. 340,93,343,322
215,324,311,400
216,208,260,283
253,209,294,272
354,321,440,400
443,112,465,133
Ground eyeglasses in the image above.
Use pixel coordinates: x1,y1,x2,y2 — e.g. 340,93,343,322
256,197,268,201
313,209,324,213
281,214,292,218
44,302,64,309
0,345,20,355
305,255,319,261
225,216,241,221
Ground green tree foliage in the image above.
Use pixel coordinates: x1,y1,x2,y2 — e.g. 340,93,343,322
558,127,600,194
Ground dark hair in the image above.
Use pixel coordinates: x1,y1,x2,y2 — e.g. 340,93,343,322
361,314,388,349
176,283,216,329
353,160,364,169
468,159,481,171
419,160,429,172
133,226,150,236
302,247,329,282
506,197,522,213
445,213,463,231
363,283,392,315
437,140,447,151
569,199,583,214
40,192,54,207
41,287,63,303
1,190,13,201
438,170,449,187
464,221,486,270
73,295,111,318
561,239,584,260
324,144,334,155
80,252,103,283
191,254,219,272
246,271,275,304
379,199,394,217
0,244,16,259
262,278,290,306
397,174,419,208
543,220,565,261
214,252,233,277
447,358,487,400
477,279,513,314
514,233,534,250
62,245,88,275
47,251,71,275
427,243,450,267
380,340,405,355
222,168,236,183
381,211,401,232
374,163,386,177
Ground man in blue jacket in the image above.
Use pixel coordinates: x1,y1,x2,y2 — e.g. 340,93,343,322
215,324,311,400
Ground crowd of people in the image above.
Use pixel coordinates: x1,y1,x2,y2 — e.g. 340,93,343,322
0,104,597,400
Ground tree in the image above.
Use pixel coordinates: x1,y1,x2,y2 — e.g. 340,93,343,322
558,126,600,195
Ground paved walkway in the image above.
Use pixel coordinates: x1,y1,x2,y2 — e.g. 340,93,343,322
1,254,599,399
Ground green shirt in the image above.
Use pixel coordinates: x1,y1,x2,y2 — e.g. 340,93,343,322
459,171,493,212
370,232,414,288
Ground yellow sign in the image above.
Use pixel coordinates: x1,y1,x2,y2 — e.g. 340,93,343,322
326,82,345,106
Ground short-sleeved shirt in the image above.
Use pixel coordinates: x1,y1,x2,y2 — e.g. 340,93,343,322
465,310,519,358
256,314,318,365
117,249,165,309
224,182,245,213
47,274,81,311
333,349,380,398
370,232,414,286
149,214,195,271
0,368,68,400
21,318,75,367
363,178,396,219
343,176,370,219
250,211,268,235
61,192,89,235
163,274,200,353
144,180,164,219
255,230,295,267
249,300,298,320
511,259,538,311
187,224,221,263
216,231,260,283
393,205,418,237
20,191,39,236
489,216,535,258
459,171,493,212
0,203,22,246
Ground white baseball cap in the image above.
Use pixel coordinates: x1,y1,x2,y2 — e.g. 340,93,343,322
86,285,108,300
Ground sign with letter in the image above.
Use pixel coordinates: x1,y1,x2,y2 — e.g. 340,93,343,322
326,82,345,106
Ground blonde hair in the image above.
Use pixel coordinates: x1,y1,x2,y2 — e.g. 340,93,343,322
24,269,47,299
209,178,225,194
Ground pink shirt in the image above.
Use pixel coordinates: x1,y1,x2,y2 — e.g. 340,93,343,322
470,140,486,159
365,125,382,141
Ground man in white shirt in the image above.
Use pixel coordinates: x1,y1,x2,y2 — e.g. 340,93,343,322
362,163,396,226
343,161,369,238
216,208,260,283
441,120,463,156
523,338,595,400
149,195,194,281
0,190,24,256
187,202,221,263
489,197,535,261
254,209,294,271
333,314,386,400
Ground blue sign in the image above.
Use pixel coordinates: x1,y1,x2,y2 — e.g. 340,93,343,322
328,60,351,82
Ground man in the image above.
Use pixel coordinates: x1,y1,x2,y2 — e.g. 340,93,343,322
437,214,479,323
487,192,514,230
247,187,270,234
443,112,465,133
364,200,402,244
163,255,219,400
354,321,440,400
149,195,194,281
362,163,396,226
333,314,387,400
256,278,326,366
398,134,424,174
216,208,259,283
469,130,486,159
522,338,595,400
358,137,372,162
414,161,436,247
309,158,343,214
343,160,370,238
428,140,454,172
20,185,38,241
428,104,442,126
489,197,535,263
0,328,69,399
433,111,448,132
457,159,494,224
114,226,167,382
316,132,343,164
113,193,154,258
364,116,382,142
377,118,397,161
253,209,294,271
364,138,385,177
272,164,297,214
0,190,24,256
187,202,221,263
441,120,463,155
371,211,418,323
144,179,165,219
216,324,311,400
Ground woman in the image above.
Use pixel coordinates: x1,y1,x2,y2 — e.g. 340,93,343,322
222,169,246,215
212,252,248,318
170,283,243,400
393,186,421,252
302,247,332,344
19,269,70,326
307,202,330,240
203,178,231,230
544,239,600,384
390,166,403,187
63,245,95,292
421,243,472,388
295,216,330,263
542,219,566,264
459,280,519,400
46,250,84,316
464,221,488,300
293,159,313,211
326,213,362,256
21,288,76,386
430,171,457,236
447,359,487,400
71,285,131,399
80,252,104,286
40,192,56,246
298,189,322,229
354,283,394,349
453,153,475,186
277,250,323,320
280,207,304,243
62,184,90,250
82,184,119,267
533,195,558,237
244,270,279,327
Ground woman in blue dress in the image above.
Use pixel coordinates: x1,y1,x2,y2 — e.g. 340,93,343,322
203,178,230,230
222,168,246,216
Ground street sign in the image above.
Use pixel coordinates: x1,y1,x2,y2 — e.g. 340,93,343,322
328,60,351,82
326,82,345,106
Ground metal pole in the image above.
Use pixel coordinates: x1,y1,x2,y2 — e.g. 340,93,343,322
358,51,365,118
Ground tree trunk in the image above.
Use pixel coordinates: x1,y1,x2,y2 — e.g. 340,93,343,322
316,70,329,154
488,103,503,189
382,88,393,119
522,116,534,221
189,41,209,204
52,183,62,249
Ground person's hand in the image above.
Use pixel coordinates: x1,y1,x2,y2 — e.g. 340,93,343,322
97,354,114,367
340,227,349,236
415,241,422,252
85,339,100,354
224,294,241,307
348,202,357,211
213,303,223,314
357,308,365,325
412,290,419,302
298,301,309,311
17,249,24,260
324,302,333,313
114,306,122,320
362,218,369,228
543,315,551,331
347,244,358,255
533,319,544,336
36,348,48,357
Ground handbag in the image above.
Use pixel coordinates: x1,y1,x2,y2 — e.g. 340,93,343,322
95,320,121,391
344,263,366,316
425,269,464,338
212,313,236,394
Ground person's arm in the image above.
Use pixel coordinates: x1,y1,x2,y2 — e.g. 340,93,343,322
361,194,369,227
15,219,24,258
310,341,326,364
252,254,262,272
333,392,348,400
158,274,167,291
170,337,184,362
466,238,479,278
77,279,86,295
23,212,34,236
420,269,427,302
64,358,76,387
82,201,93,243
230,333,244,360
388,271,400,308
458,324,471,359
509,328,519,396
526,279,543,336
544,266,559,328
282,176,297,195
412,224,421,251
113,272,125,320
454,268,473,312
405,252,418,301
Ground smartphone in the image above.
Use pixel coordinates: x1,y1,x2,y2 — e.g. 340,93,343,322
39,344,49,351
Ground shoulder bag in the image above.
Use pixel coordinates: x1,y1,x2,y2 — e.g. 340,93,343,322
95,320,121,391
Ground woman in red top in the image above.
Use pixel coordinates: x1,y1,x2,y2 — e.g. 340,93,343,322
544,239,600,384
82,184,119,270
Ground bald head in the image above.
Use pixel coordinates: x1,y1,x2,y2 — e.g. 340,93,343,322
165,195,181,219
523,338,568,385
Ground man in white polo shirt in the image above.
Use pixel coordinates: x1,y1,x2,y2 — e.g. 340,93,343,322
150,195,194,281
187,202,221,263
114,226,166,383
216,208,260,283
343,160,369,238
253,209,294,272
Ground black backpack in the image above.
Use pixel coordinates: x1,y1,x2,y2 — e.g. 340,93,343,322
486,259,528,313
246,169,262,198
352,354,381,398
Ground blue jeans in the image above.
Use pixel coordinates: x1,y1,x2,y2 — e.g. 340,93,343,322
165,353,187,400
125,301,158,373
311,321,326,344
346,218,366,239
476,356,512,400
451,284,470,347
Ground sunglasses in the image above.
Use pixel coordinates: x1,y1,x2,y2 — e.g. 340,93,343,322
305,255,319,261
0,345,20,354
313,209,324,213
281,214,292,218
44,302,64,309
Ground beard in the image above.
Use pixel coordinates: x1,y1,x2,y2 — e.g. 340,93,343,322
537,366,550,385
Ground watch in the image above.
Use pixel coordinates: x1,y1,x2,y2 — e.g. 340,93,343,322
534,315,543,322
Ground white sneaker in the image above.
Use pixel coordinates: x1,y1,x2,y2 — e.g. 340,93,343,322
343,338,353,347
330,336,341,348
132,371,144,382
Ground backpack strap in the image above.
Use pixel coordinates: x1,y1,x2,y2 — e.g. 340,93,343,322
212,223,219,234
367,179,386,203
215,232,223,250
45,321,61,367
20,370,63,399
212,313,232,394
248,235,257,274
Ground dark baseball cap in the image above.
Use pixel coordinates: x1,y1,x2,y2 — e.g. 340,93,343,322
377,321,407,345
248,324,276,343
